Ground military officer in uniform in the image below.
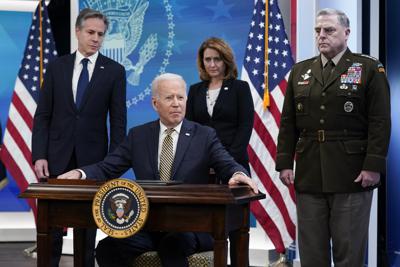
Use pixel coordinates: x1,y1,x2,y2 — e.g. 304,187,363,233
276,8,391,267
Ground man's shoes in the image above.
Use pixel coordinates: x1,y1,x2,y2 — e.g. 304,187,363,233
269,253,291,267
23,244,37,259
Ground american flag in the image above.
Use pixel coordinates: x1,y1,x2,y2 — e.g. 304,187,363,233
242,0,296,253
0,0,57,215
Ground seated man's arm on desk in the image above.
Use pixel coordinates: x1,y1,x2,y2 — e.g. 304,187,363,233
207,128,258,193
229,172,258,193
58,130,134,180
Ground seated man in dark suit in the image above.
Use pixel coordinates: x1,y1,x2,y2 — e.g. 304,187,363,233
58,73,258,267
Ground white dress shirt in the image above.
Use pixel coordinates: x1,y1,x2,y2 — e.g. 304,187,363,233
157,121,182,169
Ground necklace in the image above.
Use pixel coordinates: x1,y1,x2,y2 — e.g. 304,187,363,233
206,88,221,116
206,89,220,106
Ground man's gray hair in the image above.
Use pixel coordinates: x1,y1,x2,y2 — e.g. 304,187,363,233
75,8,109,32
317,8,350,28
151,73,187,97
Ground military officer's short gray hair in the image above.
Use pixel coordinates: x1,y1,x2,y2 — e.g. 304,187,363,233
317,8,350,28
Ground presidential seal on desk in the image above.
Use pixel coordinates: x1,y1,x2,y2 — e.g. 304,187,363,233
92,178,149,238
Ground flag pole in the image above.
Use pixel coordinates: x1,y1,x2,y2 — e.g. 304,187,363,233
263,0,270,109
39,0,44,85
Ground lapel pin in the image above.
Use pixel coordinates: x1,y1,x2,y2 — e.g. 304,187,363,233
224,87,228,90
185,133,190,136
100,66,105,69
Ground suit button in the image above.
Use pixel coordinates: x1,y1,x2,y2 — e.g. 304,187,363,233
321,92,326,97
320,105,326,110
319,118,325,124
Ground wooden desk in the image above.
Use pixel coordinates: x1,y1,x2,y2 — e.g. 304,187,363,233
20,182,265,267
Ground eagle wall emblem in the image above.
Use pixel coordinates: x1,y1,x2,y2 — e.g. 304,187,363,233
84,0,158,86
83,0,176,110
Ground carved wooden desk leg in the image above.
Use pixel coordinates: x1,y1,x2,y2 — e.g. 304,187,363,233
213,206,228,267
73,228,87,267
214,238,228,267
37,200,51,267
229,229,249,267
235,203,250,267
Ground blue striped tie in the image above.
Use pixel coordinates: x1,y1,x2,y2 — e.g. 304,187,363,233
76,58,89,107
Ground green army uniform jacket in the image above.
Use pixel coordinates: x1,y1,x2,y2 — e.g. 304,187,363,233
275,48,391,193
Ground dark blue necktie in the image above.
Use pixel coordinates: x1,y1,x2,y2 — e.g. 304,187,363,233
76,58,89,107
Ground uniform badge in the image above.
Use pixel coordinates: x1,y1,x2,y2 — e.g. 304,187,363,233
298,81,309,85
299,69,311,85
341,63,362,84
297,103,303,112
339,84,348,90
301,69,312,80
352,85,358,91
93,178,149,238
344,101,354,113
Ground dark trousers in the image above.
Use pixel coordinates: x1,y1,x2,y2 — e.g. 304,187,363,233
50,151,97,267
296,191,373,267
96,231,213,267
51,228,97,267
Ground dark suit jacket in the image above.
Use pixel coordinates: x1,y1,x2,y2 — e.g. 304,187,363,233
0,121,6,181
276,49,391,193
82,119,248,183
32,53,127,175
186,79,254,171
83,119,248,250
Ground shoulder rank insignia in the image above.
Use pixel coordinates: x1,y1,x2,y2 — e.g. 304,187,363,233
377,63,386,73
356,53,379,61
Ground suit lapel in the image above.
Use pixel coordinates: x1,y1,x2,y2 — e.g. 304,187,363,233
171,120,193,180
198,82,211,120
310,57,323,86
212,79,231,116
148,121,160,180
65,53,76,112
324,49,353,90
78,53,107,111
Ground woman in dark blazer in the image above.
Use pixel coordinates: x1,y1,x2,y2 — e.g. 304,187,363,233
186,37,254,173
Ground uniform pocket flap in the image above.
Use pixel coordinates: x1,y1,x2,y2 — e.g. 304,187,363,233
343,140,367,154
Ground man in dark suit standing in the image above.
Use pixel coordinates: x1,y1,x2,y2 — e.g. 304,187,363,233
0,121,7,188
32,8,126,267
276,8,390,267
59,73,258,267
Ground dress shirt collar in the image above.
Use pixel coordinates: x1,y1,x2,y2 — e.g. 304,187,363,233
159,120,183,135
75,50,99,66
321,47,347,67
